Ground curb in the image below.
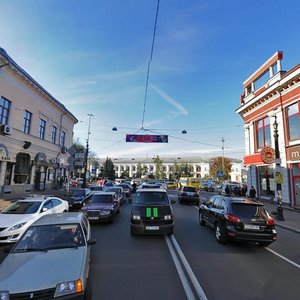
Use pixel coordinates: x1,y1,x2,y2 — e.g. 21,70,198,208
275,223,300,234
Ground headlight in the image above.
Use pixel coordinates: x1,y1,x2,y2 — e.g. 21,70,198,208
8,222,27,231
132,215,141,220
164,215,172,220
54,279,83,297
0,291,9,300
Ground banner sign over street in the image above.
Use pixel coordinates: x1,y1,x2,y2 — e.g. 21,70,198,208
126,134,168,143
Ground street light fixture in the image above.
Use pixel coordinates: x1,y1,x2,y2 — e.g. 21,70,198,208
82,114,93,188
273,114,285,221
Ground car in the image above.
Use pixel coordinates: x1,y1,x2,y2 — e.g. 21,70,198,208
105,186,125,205
0,196,69,244
81,192,120,223
130,188,174,235
139,182,162,189
178,186,199,205
117,183,132,201
199,195,277,246
89,185,107,192
0,212,95,299
166,181,178,190
67,188,91,210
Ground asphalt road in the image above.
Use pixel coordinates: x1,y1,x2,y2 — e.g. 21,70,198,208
1,190,300,300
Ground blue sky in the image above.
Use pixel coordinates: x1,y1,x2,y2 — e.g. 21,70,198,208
1,0,300,160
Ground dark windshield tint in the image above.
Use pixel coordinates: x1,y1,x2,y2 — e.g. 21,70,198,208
72,190,85,196
2,201,41,214
91,195,113,203
183,186,197,192
134,192,169,205
231,204,266,218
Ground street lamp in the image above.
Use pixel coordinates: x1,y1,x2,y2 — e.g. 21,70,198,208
273,114,285,221
82,114,93,188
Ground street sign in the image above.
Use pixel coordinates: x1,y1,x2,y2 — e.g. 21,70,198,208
126,134,168,143
217,170,224,178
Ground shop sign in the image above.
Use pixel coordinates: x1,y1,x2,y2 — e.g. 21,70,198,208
286,145,300,161
0,145,11,161
274,172,284,184
260,146,275,164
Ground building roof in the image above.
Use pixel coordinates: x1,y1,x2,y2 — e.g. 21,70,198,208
0,47,78,123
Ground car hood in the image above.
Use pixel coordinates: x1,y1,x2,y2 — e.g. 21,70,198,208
0,247,87,292
132,205,172,217
0,213,36,227
85,203,113,210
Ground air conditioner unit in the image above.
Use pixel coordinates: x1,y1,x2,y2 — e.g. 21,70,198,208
1,125,13,135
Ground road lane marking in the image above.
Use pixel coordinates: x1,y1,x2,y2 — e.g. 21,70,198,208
266,248,300,270
165,236,196,300
169,235,208,300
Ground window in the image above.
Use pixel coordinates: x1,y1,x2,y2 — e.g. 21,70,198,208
23,110,32,134
258,166,274,196
287,102,300,141
256,117,271,150
51,126,57,144
0,97,11,125
39,119,46,140
60,130,65,146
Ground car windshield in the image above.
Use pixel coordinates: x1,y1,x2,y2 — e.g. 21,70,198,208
183,187,197,192
1,201,41,214
134,192,169,205
72,190,85,196
91,195,113,204
231,203,267,218
13,224,85,252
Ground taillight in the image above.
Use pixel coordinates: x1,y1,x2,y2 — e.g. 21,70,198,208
267,217,275,225
224,214,240,223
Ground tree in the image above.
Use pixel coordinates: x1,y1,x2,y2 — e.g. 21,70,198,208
101,157,115,180
135,163,148,178
153,155,164,179
180,162,192,177
210,156,232,180
172,162,182,180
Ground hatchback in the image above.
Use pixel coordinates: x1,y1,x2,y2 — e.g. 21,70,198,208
199,195,277,247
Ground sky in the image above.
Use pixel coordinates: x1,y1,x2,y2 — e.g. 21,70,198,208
1,0,300,161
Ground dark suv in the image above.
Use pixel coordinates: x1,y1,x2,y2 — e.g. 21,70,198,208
178,186,199,205
130,188,174,235
199,195,277,247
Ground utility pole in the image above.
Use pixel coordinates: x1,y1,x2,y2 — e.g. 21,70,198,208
221,137,225,170
82,113,93,188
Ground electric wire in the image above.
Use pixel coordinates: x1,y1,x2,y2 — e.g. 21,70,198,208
141,0,160,130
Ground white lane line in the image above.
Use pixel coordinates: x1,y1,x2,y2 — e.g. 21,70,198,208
170,235,208,300
266,247,300,270
165,236,196,300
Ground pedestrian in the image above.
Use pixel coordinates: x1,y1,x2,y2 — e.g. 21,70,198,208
249,186,256,199
225,185,230,196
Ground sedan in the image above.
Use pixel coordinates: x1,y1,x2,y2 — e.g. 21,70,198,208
81,192,120,223
67,188,91,210
0,196,69,244
0,212,95,299
199,195,277,247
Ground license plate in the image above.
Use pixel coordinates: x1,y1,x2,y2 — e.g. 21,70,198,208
244,224,260,230
88,216,99,220
146,226,159,230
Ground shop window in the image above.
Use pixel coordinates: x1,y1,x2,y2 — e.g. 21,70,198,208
287,102,300,141
292,163,300,176
14,153,31,183
258,166,274,196
4,162,14,185
256,117,271,150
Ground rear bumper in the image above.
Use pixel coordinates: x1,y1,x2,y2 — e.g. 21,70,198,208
226,226,277,242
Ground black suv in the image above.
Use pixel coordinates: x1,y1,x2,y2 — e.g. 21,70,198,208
199,195,277,247
178,186,199,205
130,188,174,235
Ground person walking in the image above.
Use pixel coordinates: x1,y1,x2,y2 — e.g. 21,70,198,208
249,186,256,199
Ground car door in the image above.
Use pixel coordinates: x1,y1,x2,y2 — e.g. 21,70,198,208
208,196,222,226
202,196,216,226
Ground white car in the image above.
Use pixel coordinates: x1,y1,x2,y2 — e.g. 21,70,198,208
0,196,69,243
0,212,95,299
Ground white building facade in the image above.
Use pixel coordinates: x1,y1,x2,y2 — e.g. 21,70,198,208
0,47,77,195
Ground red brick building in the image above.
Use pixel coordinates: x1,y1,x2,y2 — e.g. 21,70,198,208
236,52,300,208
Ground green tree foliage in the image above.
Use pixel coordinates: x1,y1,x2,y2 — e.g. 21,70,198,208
153,155,164,179
180,162,192,177
210,156,232,180
101,157,115,180
135,163,148,178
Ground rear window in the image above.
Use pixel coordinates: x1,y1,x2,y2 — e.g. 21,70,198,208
183,186,197,192
134,191,169,205
231,203,267,218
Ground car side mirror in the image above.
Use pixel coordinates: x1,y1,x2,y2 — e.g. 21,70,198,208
42,207,48,212
87,239,96,246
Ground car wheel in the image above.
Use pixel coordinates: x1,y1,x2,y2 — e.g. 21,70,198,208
199,211,206,226
84,281,93,300
257,241,272,247
215,223,227,244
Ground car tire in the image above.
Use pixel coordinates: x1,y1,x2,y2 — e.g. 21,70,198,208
199,211,206,226
257,241,272,247
84,281,93,300
215,223,227,244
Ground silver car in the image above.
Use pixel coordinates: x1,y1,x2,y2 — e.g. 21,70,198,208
0,212,96,299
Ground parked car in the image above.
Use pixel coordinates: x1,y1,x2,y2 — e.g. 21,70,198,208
199,195,277,247
178,186,199,205
67,188,91,210
105,186,125,205
0,212,95,299
0,196,69,244
81,192,120,223
130,188,174,235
